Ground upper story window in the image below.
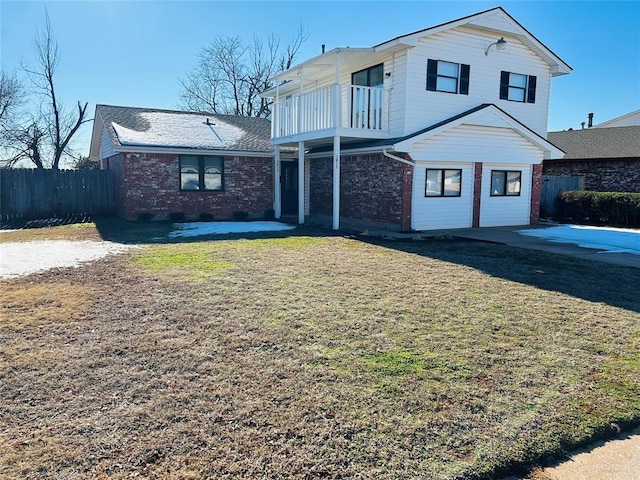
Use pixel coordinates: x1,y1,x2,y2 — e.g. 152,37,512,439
427,59,470,95
352,64,384,88
351,64,384,129
180,155,224,191
500,72,537,103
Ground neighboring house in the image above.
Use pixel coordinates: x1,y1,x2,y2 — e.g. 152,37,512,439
260,6,569,231
594,109,640,128
89,105,282,220
545,125,640,193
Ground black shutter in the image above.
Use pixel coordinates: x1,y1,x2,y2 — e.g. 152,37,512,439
459,64,470,95
527,75,537,103
426,59,437,91
499,71,509,100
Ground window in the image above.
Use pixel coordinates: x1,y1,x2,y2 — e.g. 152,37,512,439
352,64,384,88
425,169,462,197
490,170,521,196
500,72,536,103
180,155,223,191
351,64,384,129
427,59,470,95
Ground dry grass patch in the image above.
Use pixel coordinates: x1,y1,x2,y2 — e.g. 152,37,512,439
1,225,638,479
0,222,102,243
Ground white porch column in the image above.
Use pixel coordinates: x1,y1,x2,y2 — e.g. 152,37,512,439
298,141,305,225
274,145,281,219
332,135,340,230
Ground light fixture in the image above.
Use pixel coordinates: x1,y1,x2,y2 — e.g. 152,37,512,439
485,37,507,56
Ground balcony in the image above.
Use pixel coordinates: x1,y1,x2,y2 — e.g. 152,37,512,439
271,84,389,144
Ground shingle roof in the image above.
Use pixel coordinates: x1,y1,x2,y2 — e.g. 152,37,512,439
307,103,560,156
96,104,273,153
547,126,640,160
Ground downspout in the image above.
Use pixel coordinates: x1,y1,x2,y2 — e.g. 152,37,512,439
383,149,414,166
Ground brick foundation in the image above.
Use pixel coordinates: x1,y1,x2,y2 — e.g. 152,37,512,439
108,152,273,220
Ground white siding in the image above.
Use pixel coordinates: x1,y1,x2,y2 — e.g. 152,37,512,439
99,126,116,160
479,163,532,227
408,123,543,230
404,26,551,136
411,124,544,164
412,162,473,230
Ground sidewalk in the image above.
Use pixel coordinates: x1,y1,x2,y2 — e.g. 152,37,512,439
503,426,640,480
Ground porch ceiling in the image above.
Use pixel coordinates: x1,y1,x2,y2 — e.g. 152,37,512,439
263,47,378,96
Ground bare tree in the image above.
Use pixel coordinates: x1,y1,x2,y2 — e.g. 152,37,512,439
0,71,25,127
179,25,308,117
20,13,90,169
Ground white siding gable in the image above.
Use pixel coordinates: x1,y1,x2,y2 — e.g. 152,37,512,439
99,126,116,160
409,124,544,164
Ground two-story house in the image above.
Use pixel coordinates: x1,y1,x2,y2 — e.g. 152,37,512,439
261,6,570,231
90,7,570,230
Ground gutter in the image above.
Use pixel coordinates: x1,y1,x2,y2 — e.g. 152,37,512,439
383,149,415,166
114,145,276,158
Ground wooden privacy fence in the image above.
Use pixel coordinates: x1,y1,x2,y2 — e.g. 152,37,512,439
540,175,584,218
0,169,114,222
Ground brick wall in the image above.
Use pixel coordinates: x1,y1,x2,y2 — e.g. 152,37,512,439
309,153,411,230
543,158,640,193
472,162,482,227
116,152,273,220
530,163,543,225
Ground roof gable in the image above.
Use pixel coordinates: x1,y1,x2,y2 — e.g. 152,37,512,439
374,7,571,75
393,104,564,159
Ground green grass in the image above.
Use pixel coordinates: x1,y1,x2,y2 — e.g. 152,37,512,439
1,220,638,480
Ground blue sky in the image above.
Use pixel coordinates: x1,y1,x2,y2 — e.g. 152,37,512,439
1,1,639,158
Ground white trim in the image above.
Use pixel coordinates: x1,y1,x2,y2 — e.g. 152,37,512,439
332,136,340,230
383,149,414,166
113,145,275,158
274,146,281,219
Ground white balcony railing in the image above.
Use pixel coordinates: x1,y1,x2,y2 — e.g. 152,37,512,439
272,84,389,140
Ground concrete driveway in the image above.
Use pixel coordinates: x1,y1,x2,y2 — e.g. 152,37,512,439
503,426,640,480
450,225,640,269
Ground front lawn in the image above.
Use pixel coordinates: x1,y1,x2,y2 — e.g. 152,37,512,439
1,221,638,479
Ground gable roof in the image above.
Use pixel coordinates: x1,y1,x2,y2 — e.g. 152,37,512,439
374,7,571,75
308,103,565,159
547,126,640,160
268,6,571,86
90,105,273,159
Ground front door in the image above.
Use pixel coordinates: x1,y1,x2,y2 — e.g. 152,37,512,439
351,63,384,129
281,162,298,215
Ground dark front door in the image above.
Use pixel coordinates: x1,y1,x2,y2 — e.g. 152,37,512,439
281,162,298,215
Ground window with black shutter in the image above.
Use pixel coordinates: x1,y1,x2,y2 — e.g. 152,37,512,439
499,71,537,103
426,59,470,95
